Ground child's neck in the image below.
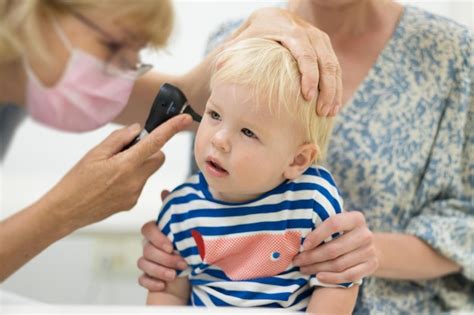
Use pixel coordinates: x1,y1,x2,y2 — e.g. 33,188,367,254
209,188,262,204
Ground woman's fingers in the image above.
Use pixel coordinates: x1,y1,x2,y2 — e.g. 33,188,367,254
137,256,176,282
308,29,341,116
315,258,378,284
281,36,320,102
138,221,188,284
138,273,166,292
141,221,174,253
223,7,341,115
292,211,378,284
142,240,187,271
299,243,375,275
296,226,373,266
302,211,366,250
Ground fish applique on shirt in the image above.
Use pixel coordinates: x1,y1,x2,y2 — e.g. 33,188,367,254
191,229,302,280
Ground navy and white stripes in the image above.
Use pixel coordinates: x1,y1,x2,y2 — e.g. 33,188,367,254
156,165,351,311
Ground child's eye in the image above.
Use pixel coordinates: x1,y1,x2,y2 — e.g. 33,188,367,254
207,110,221,121
241,128,257,139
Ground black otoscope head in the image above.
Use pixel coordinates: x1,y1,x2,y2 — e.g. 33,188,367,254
122,83,202,150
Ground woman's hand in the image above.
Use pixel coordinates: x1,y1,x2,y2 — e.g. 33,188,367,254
293,211,379,283
137,190,188,291
45,114,192,231
225,7,342,116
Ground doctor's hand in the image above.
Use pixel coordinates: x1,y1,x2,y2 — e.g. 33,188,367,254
293,211,379,284
43,114,192,232
225,7,342,116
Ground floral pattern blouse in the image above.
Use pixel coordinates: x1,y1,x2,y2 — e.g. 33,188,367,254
199,5,473,314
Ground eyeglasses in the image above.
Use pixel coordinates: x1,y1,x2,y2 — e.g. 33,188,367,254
68,10,153,78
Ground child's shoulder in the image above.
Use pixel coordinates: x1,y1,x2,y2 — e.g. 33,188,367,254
162,173,204,206
295,165,338,188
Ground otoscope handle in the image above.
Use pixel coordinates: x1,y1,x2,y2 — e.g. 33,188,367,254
121,83,201,152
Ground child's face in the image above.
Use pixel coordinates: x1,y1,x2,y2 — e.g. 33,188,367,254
194,82,307,203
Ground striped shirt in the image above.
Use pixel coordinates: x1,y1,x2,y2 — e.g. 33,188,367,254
156,165,353,311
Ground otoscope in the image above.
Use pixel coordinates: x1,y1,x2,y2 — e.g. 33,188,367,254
123,83,202,150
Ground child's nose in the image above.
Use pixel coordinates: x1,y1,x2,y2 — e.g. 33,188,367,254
211,130,231,153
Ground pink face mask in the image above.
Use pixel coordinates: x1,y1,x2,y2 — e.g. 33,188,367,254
24,19,136,132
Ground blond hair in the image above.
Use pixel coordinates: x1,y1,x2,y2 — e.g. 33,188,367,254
0,0,173,63
211,38,334,163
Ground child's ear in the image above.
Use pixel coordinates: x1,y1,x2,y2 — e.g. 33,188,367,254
284,143,318,180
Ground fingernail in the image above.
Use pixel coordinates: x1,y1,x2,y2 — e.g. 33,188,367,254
321,105,330,116
156,282,165,290
181,114,192,123
177,261,188,270
163,244,173,254
331,105,340,116
165,270,175,280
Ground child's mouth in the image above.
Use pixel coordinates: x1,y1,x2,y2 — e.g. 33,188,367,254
206,159,229,177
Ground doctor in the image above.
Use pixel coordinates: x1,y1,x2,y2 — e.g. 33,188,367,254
0,0,366,282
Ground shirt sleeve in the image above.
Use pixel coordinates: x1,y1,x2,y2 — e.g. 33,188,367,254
309,168,361,288
155,195,192,277
405,30,474,280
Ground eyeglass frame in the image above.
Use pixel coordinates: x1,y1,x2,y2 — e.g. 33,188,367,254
67,9,153,78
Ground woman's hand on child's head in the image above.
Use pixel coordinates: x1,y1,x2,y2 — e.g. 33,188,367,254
293,211,379,284
137,191,188,292
223,7,342,116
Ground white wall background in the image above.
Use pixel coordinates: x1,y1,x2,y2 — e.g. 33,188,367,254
1,0,473,306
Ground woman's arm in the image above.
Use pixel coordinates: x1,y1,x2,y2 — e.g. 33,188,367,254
146,276,190,305
307,285,359,315
0,115,191,282
373,233,461,280
293,211,461,283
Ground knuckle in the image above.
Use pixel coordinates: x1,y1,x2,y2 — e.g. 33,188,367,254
319,31,330,42
332,259,345,272
361,229,373,244
366,245,377,259
327,218,340,232
345,269,358,282
322,60,339,74
353,211,366,224
124,196,138,210
143,243,154,259
326,244,340,259
296,53,316,65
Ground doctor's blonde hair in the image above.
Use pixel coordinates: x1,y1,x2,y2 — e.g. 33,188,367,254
0,0,173,63
211,38,334,163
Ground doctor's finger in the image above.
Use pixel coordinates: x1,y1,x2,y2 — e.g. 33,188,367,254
126,114,192,164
